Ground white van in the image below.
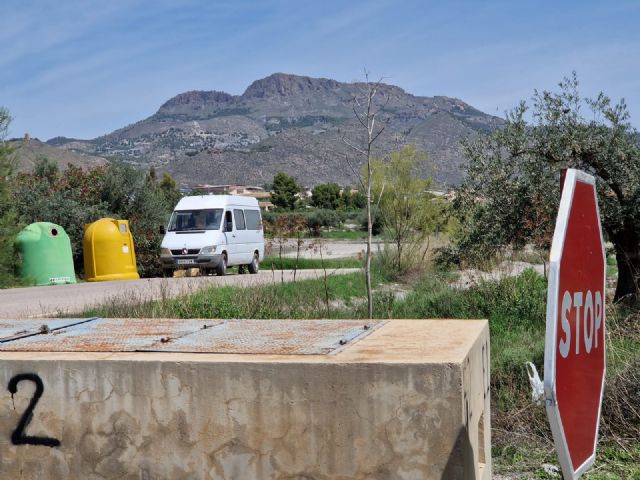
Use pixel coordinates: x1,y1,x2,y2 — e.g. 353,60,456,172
160,195,264,276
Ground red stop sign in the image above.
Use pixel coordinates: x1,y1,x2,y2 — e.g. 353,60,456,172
544,169,606,479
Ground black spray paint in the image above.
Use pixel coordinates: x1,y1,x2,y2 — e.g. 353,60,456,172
8,373,61,447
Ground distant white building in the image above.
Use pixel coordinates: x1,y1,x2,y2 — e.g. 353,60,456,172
194,184,270,199
192,184,274,210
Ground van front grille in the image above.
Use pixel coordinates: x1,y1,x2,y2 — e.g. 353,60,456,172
171,249,200,255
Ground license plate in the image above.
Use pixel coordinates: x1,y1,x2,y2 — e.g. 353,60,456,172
177,259,195,265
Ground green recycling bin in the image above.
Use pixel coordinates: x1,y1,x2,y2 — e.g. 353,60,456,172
15,222,76,286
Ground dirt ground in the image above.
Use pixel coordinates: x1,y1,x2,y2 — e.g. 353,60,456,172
269,239,376,260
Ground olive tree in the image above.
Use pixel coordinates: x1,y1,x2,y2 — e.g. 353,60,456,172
452,73,640,303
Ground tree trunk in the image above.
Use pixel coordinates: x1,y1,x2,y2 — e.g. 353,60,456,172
614,245,639,304
612,226,639,304
366,166,373,319
344,75,385,320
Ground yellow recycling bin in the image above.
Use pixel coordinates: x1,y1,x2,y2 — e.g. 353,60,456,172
83,218,140,281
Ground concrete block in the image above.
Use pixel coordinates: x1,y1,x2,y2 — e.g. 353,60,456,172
0,319,490,479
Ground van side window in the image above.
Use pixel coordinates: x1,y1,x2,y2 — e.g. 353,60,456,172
244,210,262,230
233,209,246,230
224,211,233,231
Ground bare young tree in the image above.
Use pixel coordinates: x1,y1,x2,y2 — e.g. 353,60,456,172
343,72,389,319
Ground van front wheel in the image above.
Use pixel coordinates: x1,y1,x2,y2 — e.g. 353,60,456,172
248,253,259,274
216,254,227,276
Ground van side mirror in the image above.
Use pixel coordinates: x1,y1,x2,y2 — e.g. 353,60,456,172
159,225,166,235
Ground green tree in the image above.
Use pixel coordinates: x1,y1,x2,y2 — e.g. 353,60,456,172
311,183,341,210
452,73,640,303
159,171,182,209
271,172,300,210
342,187,367,210
0,108,19,287
371,145,439,272
100,163,177,277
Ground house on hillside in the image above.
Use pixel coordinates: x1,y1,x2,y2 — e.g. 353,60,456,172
193,184,274,210
194,184,270,199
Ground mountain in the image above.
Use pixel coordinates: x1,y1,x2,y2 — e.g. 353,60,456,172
44,73,503,187
9,136,107,173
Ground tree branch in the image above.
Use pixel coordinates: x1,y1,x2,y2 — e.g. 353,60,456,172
343,138,366,156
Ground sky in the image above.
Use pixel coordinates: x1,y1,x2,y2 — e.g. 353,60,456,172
1,0,639,140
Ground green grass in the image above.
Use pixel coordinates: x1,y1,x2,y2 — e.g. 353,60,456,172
79,270,379,320
494,443,640,479
586,445,640,479
606,254,619,279
261,256,362,270
383,269,548,409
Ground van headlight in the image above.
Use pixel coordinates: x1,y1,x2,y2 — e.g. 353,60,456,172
199,245,216,254
160,248,172,256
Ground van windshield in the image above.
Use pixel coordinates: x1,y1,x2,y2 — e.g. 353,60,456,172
168,209,223,232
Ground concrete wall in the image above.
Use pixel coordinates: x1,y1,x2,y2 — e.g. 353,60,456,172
0,320,490,479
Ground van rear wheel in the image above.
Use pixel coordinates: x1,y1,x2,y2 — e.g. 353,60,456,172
248,253,259,274
216,254,227,276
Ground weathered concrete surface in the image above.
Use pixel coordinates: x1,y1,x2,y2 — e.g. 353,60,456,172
0,320,490,479
0,268,358,319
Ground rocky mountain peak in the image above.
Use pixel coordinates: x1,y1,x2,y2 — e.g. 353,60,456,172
242,73,341,99
158,90,234,114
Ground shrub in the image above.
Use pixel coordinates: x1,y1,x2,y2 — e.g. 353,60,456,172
14,159,110,272
13,160,179,278
358,207,382,236
371,243,412,281
303,209,342,235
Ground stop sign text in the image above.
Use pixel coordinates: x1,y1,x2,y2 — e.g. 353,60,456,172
559,289,603,357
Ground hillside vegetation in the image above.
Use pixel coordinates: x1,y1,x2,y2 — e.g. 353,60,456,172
8,137,107,173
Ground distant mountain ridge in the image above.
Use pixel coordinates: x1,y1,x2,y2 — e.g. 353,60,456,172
40,73,503,186
9,137,107,173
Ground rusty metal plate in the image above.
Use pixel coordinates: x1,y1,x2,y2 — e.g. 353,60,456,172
143,320,381,355
0,319,382,355
0,318,97,342
0,318,220,352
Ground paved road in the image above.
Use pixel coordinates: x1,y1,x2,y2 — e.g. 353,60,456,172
0,269,360,319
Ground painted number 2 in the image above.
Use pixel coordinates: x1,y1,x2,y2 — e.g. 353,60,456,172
7,373,60,447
